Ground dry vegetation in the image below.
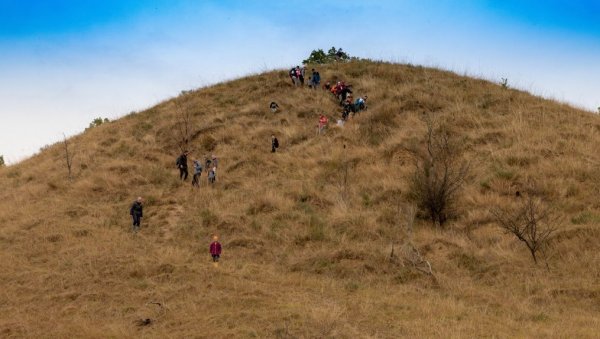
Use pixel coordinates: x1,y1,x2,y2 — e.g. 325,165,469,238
1,61,600,338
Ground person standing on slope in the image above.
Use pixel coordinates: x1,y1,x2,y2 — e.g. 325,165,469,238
176,151,189,181
289,67,297,86
192,160,203,188
209,235,222,262
271,134,279,153
130,197,143,232
318,114,329,135
208,166,216,184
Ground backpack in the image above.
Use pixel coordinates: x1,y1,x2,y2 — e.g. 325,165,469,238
176,155,183,166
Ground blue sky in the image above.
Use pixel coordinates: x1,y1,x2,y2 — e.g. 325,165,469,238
1,1,599,163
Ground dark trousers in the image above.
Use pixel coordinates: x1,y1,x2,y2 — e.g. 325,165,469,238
179,167,188,180
192,173,200,187
272,145,276,153
212,254,220,262
132,214,141,231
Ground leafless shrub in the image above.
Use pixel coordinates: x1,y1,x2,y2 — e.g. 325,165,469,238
175,103,193,153
62,133,75,180
491,196,558,266
409,114,469,227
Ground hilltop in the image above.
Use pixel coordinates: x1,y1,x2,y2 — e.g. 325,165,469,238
1,60,599,337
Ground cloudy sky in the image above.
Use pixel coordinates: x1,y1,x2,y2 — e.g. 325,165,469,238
1,0,599,163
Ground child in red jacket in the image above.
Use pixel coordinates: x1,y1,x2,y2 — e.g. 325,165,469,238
209,235,222,262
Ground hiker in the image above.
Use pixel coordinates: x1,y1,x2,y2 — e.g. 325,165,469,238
323,81,332,91
192,160,202,187
209,235,222,262
339,85,353,104
271,134,279,153
289,67,297,85
313,70,321,89
310,69,320,89
300,66,306,86
208,166,216,184
293,66,302,86
176,151,189,181
205,157,212,170
130,197,143,232
211,154,218,168
318,114,328,135
270,101,279,113
355,96,367,112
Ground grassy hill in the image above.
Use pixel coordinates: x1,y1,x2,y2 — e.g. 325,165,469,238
1,60,599,338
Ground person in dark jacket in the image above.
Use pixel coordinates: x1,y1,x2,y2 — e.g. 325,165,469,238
339,86,353,105
209,235,222,262
271,134,279,153
176,151,189,181
130,197,143,232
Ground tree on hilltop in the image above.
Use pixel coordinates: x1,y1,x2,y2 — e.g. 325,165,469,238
303,46,352,64
0,155,5,167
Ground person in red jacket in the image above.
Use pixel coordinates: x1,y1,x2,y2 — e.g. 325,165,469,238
209,235,222,262
318,114,329,135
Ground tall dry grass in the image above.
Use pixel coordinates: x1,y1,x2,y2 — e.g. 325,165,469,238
1,60,599,337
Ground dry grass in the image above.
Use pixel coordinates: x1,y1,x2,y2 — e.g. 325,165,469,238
1,60,600,337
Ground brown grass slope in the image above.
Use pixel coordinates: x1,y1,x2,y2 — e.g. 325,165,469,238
1,60,600,338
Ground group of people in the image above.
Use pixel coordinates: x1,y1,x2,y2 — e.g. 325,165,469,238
289,66,321,89
175,151,218,187
130,197,222,262
128,65,372,265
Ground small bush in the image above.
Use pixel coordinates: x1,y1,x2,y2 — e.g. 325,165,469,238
491,196,558,265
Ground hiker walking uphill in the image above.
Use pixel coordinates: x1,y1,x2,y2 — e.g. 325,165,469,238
270,101,279,113
130,197,143,232
289,67,298,86
318,114,329,135
192,160,202,187
209,235,222,262
176,151,189,181
271,134,279,153
310,69,320,89
208,166,216,184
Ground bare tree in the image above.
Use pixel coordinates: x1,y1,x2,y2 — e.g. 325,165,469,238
62,133,75,180
491,196,558,266
175,102,193,153
410,114,469,227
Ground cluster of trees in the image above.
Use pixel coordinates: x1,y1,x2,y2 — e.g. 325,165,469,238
0,155,4,167
302,47,353,64
87,117,110,130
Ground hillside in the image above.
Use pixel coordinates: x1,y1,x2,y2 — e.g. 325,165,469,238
1,60,599,338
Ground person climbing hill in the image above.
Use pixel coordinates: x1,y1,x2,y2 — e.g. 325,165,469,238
210,235,222,262
355,96,368,112
271,134,279,153
289,67,297,85
318,114,329,135
208,166,216,184
176,151,189,181
192,160,202,187
130,197,143,232
270,101,280,113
